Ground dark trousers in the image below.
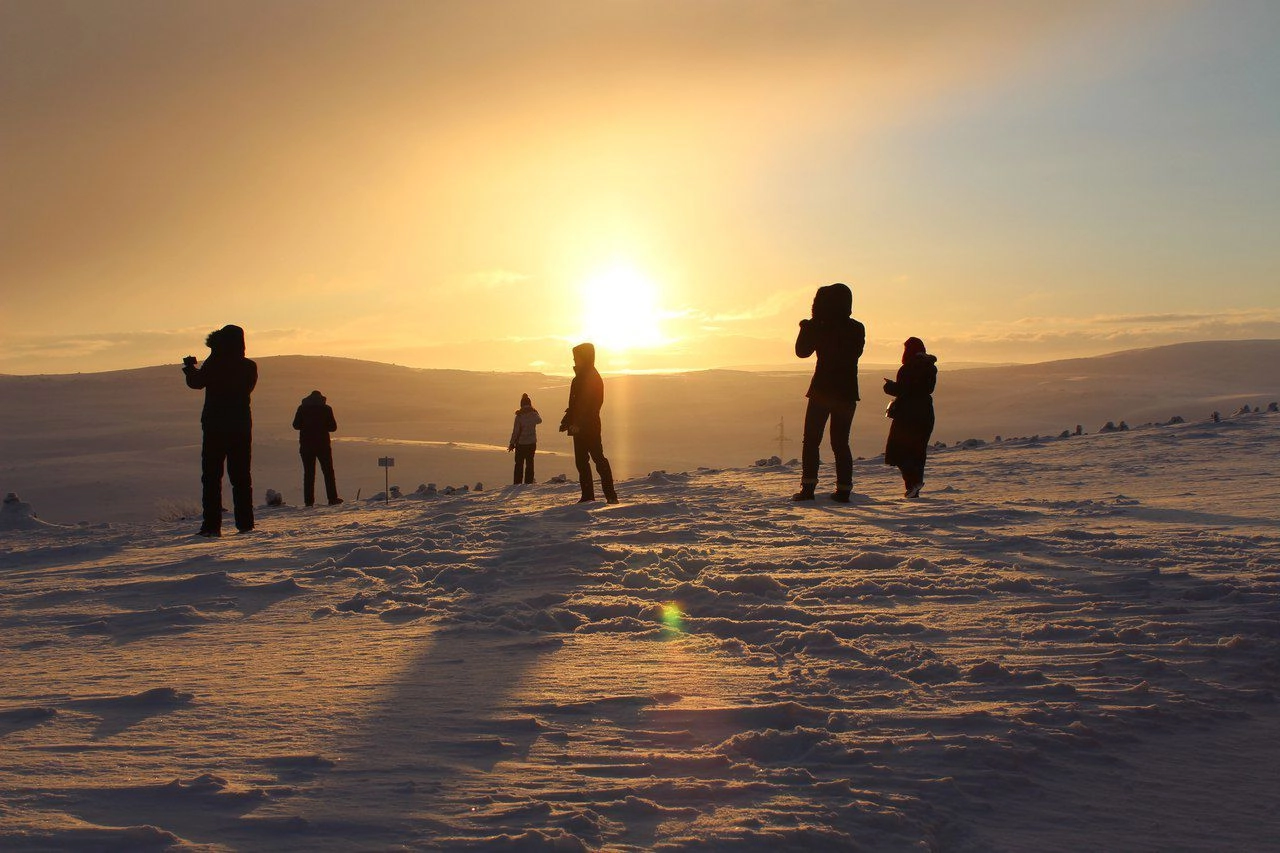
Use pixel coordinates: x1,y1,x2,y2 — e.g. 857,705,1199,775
898,462,925,491
513,443,536,484
801,398,856,490
202,429,253,532
573,433,615,500
301,444,338,505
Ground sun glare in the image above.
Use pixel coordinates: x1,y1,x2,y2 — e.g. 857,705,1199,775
579,265,667,351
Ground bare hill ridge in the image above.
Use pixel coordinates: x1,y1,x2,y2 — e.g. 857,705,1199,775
1,340,1277,523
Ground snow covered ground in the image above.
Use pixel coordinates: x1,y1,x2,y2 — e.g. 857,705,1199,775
2,410,1279,851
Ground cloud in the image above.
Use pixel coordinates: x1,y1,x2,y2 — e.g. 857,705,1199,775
465,269,531,290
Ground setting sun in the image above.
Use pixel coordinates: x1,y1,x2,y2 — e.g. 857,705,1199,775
578,265,668,351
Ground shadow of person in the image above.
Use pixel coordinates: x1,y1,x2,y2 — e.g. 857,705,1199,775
243,500,615,843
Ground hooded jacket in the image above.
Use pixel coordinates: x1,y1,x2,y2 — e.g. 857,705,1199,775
183,325,257,432
511,404,543,447
561,343,604,437
884,352,938,423
796,283,866,405
293,390,338,448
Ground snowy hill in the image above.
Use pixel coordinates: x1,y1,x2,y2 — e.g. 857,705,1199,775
1,409,1279,850
1,340,1278,524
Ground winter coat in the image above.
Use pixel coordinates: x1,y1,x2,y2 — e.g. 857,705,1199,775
510,406,542,447
883,353,938,467
796,284,866,405
561,343,605,437
183,325,257,432
293,391,338,449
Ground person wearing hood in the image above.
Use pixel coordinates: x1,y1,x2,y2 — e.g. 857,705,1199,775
793,283,866,503
508,393,543,484
182,324,257,536
883,337,938,499
293,390,343,506
559,343,618,503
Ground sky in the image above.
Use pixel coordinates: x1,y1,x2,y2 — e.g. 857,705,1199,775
2,0,1278,375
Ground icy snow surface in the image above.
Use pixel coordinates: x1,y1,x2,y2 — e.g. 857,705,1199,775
2,413,1279,851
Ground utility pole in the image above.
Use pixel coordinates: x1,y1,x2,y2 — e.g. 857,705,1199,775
776,416,791,460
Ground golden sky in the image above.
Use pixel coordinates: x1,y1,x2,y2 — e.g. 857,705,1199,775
2,0,1278,374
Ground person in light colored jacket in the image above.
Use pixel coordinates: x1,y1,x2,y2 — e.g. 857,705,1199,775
508,393,543,484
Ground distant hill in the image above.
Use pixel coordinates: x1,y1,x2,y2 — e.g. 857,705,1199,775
2,341,1277,523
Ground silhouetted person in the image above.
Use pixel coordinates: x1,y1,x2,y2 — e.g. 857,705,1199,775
293,390,342,506
793,283,865,503
559,343,617,503
183,325,256,536
508,393,542,484
883,337,937,499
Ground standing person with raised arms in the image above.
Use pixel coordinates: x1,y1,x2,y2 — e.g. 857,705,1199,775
182,324,257,536
793,283,866,503
559,343,618,504
293,389,343,507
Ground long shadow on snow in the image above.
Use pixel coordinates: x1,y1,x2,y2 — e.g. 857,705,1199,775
274,497,622,845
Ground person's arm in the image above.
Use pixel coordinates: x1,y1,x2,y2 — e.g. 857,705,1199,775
884,364,907,397
510,415,521,449
533,411,543,425
246,361,258,394
560,379,578,431
851,321,866,361
795,320,818,358
292,407,304,430
183,362,206,390
326,406,337,432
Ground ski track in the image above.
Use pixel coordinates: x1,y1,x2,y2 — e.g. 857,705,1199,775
2,415,1279,851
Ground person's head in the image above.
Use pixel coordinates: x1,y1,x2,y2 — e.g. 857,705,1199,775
520,393,532,408
206,324,246,356
303,389,325,404
572,342,596,369
811,283,852,320
902,336,926,364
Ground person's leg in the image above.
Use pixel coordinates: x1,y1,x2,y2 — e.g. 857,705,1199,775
588,436,616,502
513,447,523,485
318,445,339,503
520,444,536,484
796,399,827,499
227,431,254,531
200,430,226,534
301,447,317,506
828,402,855,499
573,436,594,500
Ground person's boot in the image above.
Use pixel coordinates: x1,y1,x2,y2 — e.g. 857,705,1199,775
604,486,619,504
197,526,220,538
830,489,851,503
328,497,344,505
791,484,816,501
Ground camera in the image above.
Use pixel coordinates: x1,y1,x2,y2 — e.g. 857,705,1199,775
183,355,197,367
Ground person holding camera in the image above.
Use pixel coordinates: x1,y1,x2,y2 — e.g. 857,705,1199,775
559,343,617,504
793,283,865,503
182,325,258,536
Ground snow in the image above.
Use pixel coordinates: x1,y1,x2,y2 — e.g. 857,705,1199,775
2,405,1279,850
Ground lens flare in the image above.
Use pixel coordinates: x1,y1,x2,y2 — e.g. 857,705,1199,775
661,602,684,633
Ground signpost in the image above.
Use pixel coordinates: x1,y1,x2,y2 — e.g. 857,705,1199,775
378,457,395,504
